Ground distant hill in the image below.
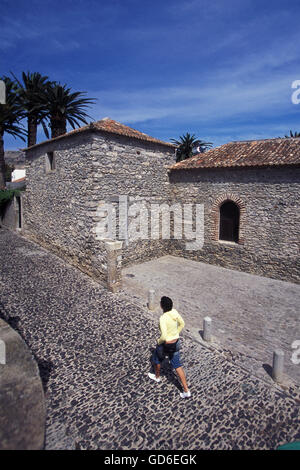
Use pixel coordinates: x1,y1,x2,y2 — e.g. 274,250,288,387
4,151,25,168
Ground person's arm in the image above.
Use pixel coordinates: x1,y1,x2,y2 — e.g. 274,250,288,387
177,313,185,334
157,315,168,345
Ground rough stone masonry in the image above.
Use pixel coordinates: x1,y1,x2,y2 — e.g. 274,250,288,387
21,121,300,289
169,165,300,283
22,123,175,290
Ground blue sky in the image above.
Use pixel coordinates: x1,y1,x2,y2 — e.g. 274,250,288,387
2,0,300,150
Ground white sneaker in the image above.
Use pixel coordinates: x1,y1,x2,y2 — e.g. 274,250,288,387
148,372,161,383
180,390,191,398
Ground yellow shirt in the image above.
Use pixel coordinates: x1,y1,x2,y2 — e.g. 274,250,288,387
157,309,185,345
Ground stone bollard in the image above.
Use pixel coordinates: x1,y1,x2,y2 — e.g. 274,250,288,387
105,241,123,293
148,289,156,311
0,339,5,364
203,316,212,342
272,349,284,383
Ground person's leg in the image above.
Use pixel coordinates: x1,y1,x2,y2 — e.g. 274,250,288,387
171,341,191,398
149,344,164,383
175,366,189,393
154,363,161,379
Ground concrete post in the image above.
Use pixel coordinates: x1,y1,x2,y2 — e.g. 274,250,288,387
105,241,123,293
148,289,156,310
272,350,284,383
0,339,5,364
203,316,212,342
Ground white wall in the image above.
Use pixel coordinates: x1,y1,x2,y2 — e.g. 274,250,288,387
11,169,26,181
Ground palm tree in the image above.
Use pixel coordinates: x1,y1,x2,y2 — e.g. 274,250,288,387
42,82,96,139
11,71,50,147
171,132,213,162
0,77,26,189
284,130,300,138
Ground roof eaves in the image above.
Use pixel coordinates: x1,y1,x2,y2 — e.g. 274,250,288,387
169,161,300,171
22,124,93,153
23,120,175,153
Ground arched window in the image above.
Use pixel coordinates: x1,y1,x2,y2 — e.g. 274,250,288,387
219,200,239,243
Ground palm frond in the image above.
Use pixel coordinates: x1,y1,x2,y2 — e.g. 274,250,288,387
284,130,300,138
171,132,213,161
0,76,26,140
43,82,96,137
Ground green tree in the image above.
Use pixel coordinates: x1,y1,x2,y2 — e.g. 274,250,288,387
42,82,96,139
0,77,26,189
171,132,213,162
284,130,300,138
11,71,51,147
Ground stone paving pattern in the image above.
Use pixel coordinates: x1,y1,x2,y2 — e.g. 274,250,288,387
123,256,300,385
0,228,299,450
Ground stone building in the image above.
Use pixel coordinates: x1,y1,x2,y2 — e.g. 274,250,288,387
168,139,300,284
20,119,300,289
4,150,26,186
0,151,25,231
21,118,175,291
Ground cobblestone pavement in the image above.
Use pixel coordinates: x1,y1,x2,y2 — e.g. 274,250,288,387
0,228,299,450
123,256,300,385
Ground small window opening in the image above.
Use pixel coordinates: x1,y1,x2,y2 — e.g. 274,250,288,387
219,201,239,243
46,152,56,172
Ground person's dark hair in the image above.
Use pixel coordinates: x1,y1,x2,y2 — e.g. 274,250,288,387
160,296,173,312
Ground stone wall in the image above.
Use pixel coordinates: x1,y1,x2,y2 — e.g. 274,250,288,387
23,129,300,287
89,134,175,267
168,166,300,283
23,131,175,290
23,132,106,282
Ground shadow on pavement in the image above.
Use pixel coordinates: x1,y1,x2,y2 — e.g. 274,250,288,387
262,363,273,379
148,347,183,392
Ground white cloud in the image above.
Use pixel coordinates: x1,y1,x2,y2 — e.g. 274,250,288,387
0,16,41,50
90,74,294,125
52,39,80,52
88,15,300,131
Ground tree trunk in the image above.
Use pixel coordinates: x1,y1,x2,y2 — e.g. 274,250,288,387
50,115,67,139
0,132,6,190
27,114,37,148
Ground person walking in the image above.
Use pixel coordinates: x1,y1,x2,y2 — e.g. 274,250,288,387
148,296,191,398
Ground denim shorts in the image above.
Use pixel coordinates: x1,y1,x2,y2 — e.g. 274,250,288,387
152,339,182,369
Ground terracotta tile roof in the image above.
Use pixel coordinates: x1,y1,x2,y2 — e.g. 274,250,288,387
24,118,175,151
170,138,300,170
12,176,26,183
92,118,175,147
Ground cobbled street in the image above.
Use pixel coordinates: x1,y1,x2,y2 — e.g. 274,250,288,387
123,256,300,385
0,228,299,450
